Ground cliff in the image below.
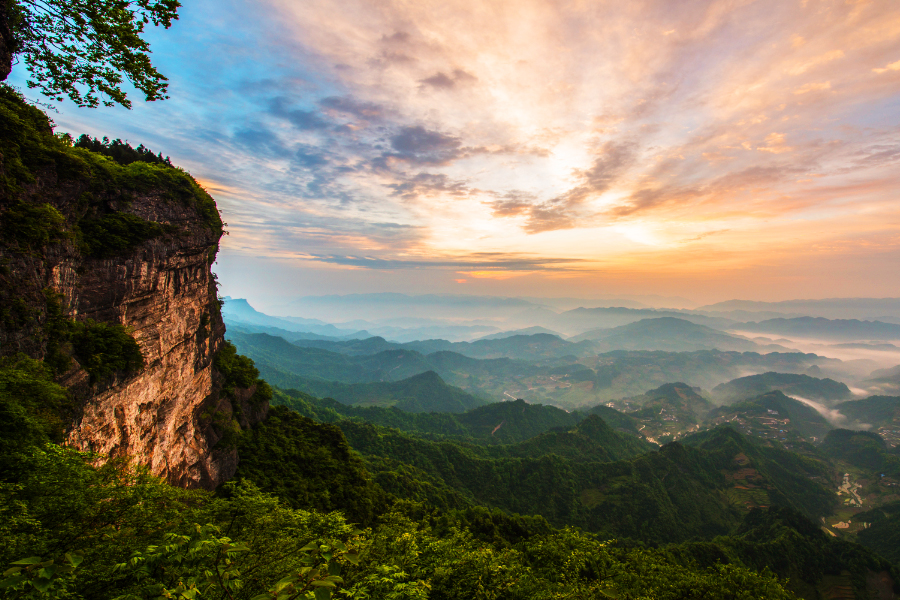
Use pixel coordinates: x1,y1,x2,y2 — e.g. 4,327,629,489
0,85,265,488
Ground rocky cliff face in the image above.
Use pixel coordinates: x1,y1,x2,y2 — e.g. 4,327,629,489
60,201,237,489
0,86,263,488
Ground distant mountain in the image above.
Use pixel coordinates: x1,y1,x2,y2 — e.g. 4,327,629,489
834,396,900,429
430,333,592,361
699,298,900,320
223,298,366,338
707,390,833,441
547,307,736,335
830,342,900,351
286,332,593,362
477,326,564,341
283,370,488,413
732,317,900,341
517,294,696,311
270,293,542,323
860,365,900,396
226,321,341,342
712,372,852,404
228,331,434,384
359,323,500,343
571,317,763,352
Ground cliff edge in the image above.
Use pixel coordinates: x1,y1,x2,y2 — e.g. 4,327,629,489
0,85,265,488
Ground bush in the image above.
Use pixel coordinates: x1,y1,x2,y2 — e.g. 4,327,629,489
69,320,144,384
78,212,175,258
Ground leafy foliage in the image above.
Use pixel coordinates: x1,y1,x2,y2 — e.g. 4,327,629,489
7,0,181,108
0,354,70,477
215,340,270,400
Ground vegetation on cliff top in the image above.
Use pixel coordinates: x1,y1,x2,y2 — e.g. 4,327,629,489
73,135,173,167
0,84,222,235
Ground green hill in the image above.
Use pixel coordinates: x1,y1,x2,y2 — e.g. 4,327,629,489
621,382,712,419
820,429,900,478
712,371,852,404
285,370,488,413
275,391,596,445
503,414,656,462
334,415,836,543
835,395,900,428
229,331,437,384
855,501,900,563
707,390,833,442
586,404,643,435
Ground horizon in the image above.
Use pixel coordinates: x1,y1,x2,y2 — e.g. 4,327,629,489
9,0,900,303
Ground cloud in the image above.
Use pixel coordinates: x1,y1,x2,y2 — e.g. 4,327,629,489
419,69,477,89
385,125,463,165
387,172,470,199
306,252,586,271
318,96,386,120
268,97,329,130
51,0,900,299
487,192,535,217
873,59,900,74
293,144,331,168
794,81,831,95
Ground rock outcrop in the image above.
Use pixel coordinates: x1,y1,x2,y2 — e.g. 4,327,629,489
0,85,262,488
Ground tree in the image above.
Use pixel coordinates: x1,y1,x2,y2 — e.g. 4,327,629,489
0,0,180,108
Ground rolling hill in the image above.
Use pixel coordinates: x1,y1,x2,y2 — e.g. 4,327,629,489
699,298,900,320
732,317,900,341
707,390,833,441
712,372,853,405
571,317,764,352
834,395,900,430
285,370,489,413
860,365,900,396
544,306,736,335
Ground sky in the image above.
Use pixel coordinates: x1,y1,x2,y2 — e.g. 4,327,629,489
11,0,900,305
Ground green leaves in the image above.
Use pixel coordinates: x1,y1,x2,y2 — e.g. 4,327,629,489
114,522,361,600
0,553,83,599
9,0,181,108
111,524,249,600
